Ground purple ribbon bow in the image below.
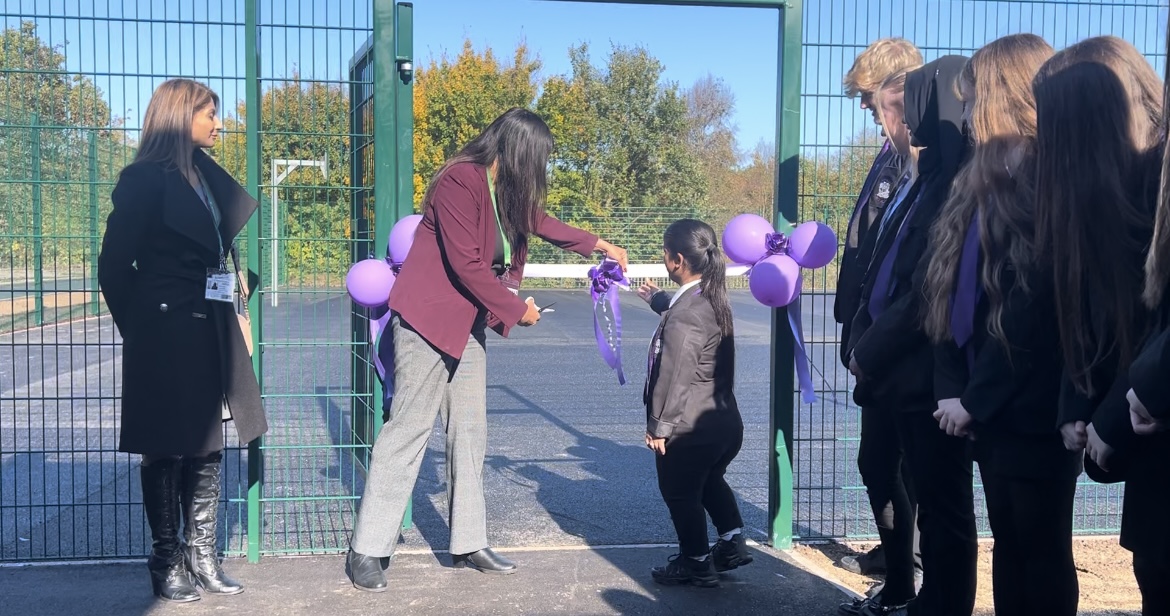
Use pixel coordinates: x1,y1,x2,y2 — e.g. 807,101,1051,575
752,230,817,404
589,257,630,385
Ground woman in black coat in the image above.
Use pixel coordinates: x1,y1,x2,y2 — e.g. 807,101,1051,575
98,79,267,603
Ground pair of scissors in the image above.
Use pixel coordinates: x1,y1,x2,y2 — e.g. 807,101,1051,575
537,302,556,313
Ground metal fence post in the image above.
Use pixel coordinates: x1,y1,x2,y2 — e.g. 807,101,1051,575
88,131,100,316
31,113,43,327
244,0,265,564
394,1,415,531
768,0,801,550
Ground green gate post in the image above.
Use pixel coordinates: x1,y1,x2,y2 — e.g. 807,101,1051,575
372,0,405,528
31,113,43,327
769,0,801,551
88,131,101,316
394,1,415,530
244,0,265,564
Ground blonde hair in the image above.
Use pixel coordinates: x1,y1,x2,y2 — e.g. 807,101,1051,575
844,38,924,98
135,79,220,174
923,34,1054,348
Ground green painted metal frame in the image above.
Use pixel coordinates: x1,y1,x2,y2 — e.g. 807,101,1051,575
544,0,801,549
244,0,265,564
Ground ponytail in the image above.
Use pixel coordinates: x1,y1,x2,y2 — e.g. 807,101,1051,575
663,219,735,337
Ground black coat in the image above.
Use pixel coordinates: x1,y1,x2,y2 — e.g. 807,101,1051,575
934,267,1082,480
848,55,970,412
98,150,267,456
834,142,903,331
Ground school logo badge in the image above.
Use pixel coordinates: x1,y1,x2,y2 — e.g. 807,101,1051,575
876,180,892,200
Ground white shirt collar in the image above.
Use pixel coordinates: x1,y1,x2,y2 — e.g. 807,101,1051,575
670,279,702,308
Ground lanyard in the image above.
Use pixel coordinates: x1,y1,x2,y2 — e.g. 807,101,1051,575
485,169,512,270
194,167,225,266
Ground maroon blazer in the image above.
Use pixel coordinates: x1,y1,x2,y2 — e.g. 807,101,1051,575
388,162,599,359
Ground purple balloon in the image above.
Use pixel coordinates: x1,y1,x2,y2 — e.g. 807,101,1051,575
788,221,838,269
749,254,802,308
722,213,776,265
346,258,396,308
388,214,423,264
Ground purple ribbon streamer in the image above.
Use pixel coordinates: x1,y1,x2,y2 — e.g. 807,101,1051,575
367,257,402,403
589,258,629,385
787,297,817,404
750,230,815,403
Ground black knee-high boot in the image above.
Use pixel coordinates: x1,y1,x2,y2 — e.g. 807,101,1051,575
182,452,243,595
141,457,200,603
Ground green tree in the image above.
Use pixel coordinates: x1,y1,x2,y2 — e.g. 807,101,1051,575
215,75,352,282
534,43,703,263
0,21,125,271
413,40,541,205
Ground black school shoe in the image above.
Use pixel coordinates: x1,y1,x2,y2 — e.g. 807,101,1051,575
840,544,886,576
839,589,912,616
710,534,754,572
651,554,719,588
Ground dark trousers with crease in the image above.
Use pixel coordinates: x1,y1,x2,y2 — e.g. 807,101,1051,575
858,405,921,604
981,468,1078,616
655,426,744,558
896,410,978,616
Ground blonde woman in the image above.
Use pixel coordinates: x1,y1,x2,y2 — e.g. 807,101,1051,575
922,34,1080,616
99,79,267,602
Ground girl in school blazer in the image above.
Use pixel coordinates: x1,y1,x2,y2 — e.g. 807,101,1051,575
642,219,748,588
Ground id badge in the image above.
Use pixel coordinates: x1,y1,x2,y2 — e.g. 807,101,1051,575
205,268,236,303
498,268,520,296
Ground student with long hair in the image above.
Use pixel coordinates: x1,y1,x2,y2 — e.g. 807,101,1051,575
1032,35,1164,615
838,66,924,616
98,79,267,602
643,219,746,588
924,34,1080,616
1116,24,1170,614
848,56,977,616
345,108,629,591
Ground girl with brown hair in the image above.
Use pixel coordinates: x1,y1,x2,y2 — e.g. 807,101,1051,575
1031,36,1165,615
923,33,1081,616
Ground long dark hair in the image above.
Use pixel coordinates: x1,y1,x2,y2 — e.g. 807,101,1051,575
663,219,734,337
1032,36,1163,395
422,108,554,252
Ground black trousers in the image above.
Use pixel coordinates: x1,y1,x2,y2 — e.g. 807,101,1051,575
656,428,744,558
1136,551,1170,616
895,410,978,616
981,468,1078,616
858,405,921,603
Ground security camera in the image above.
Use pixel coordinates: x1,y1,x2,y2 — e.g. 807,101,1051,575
397,60,413,85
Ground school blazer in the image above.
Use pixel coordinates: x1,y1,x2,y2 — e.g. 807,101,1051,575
644,290,739,440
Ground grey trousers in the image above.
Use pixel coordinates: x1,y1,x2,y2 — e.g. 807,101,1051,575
350,316,489,557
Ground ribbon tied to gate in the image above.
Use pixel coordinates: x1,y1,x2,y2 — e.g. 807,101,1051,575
589,257,630,385
721,213,837,404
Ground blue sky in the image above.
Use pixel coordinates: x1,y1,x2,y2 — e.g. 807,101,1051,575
4,0,1168,155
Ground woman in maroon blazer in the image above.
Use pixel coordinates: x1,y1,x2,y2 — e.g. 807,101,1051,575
346,108,628,591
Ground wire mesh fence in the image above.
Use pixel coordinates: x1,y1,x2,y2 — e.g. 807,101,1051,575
2,0,1164,563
